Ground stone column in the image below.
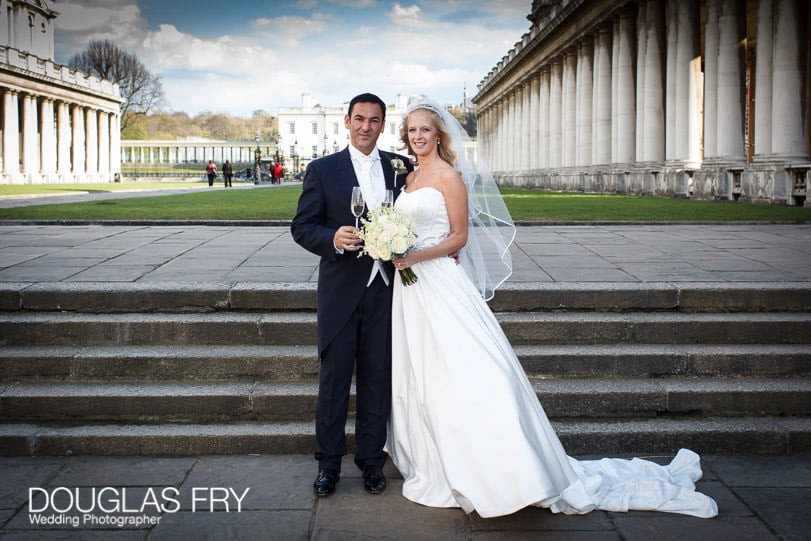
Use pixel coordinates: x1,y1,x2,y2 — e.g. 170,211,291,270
549,59,563,168
562,49,577,167
39,98,56,179
641,0,665,162
56,101,71,179
665,2,678,160
21,93,38,178
85,107,98,177
770,0,806,159
612,9,636,163
522,79,531,171
704,0,720,158
508,90,517,171
72,105,86,176
2,90,20,177
754,0,773,156
713,0,746,161
529,73,540,170
680,0,702,166
98,111,110,180
635,2,647,161
576,37,594,167
593,24,612,165
514,85,523,172
110,113,120,175
539,67,551,168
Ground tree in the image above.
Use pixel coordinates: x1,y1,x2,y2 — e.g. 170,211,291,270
68,40,164,131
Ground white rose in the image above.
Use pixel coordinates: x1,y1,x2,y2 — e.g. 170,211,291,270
396,223,410,236
378,245,392,261
392,237,409,254
378,230,393,243
366,245,380,259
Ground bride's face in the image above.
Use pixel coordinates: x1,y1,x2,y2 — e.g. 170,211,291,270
406,110,439,158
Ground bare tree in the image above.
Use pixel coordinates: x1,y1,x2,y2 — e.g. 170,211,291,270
69,40,164,130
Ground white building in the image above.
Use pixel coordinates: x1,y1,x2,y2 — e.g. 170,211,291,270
278,93,410,172
475,0,810,206
0,0,123,184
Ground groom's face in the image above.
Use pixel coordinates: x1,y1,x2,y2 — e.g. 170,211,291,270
345,102,385,155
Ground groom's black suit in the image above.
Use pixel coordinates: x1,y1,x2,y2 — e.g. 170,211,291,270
291,147,410,472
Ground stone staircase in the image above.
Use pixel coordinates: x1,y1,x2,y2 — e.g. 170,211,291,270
1,281,810,456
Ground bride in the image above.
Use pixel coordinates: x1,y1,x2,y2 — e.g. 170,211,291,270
386,97,718,519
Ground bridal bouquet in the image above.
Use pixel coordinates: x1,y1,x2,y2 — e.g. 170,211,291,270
357,206,418,286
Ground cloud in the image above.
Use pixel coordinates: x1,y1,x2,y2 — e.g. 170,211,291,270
140,25,279,74
53,0,147,58
252,15,327,47
389,3,423,27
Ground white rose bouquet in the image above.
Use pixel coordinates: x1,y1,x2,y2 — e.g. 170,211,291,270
357,206,418,286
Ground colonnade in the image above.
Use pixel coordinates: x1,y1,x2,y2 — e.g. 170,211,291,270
121,142,278,166
475,0,809,205
0,87,120,183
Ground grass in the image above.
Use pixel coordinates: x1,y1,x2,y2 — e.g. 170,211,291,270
0,181,207,196
0,185,809,222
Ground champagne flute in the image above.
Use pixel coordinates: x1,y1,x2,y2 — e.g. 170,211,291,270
382,189,394,208
351,186,365,229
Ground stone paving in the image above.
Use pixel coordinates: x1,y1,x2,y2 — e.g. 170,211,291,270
0,453,809,539
0,212,810,538
0,223,809,284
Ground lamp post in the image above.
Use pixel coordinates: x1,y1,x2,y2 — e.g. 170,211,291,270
253,132,262,184
333,140,338,154
322,133,328,157
292,140,299,176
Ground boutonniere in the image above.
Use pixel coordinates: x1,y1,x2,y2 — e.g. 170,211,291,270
389,158,408,184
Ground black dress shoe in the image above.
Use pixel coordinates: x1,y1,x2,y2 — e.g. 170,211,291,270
314,468,339,497
362,465,386,494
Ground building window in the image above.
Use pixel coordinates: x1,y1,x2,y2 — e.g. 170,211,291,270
289,146,295,156
332,122,339,135
288,122,295,134
389,122,396,135
311,122,318,135
312,145,318,158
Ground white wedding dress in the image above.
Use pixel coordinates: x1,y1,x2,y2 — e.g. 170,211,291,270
386,187,718,519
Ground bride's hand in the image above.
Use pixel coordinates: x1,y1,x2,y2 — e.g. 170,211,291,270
394,251,419,270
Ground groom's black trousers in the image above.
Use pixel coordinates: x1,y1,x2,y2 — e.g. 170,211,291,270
315,274,392,472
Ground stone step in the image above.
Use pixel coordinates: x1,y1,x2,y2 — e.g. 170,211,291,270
2,311,809,346
1,416,809,456
1,344,809,381
3,281,810,313
2,378,809,422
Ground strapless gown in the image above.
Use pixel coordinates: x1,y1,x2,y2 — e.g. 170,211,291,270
386,187,718,519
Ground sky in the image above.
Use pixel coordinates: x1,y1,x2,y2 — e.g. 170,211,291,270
52,0,533,117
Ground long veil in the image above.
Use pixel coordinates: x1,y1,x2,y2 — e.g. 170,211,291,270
402,96,516,300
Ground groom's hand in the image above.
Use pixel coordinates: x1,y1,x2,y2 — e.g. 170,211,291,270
335,226,362,252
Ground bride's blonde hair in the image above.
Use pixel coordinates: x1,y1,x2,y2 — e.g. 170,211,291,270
399,106,456,167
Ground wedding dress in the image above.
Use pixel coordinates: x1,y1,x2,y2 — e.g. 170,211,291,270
386,186,718,519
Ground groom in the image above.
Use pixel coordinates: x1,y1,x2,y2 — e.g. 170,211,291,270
291,93,412,497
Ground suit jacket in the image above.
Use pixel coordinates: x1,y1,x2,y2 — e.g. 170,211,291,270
291,147,413,355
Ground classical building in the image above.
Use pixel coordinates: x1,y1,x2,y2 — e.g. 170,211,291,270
0,0,122,184
278,93,478,172
474,0,810,205
278,93,410,172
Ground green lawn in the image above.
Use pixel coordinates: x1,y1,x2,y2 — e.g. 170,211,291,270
0,181,207,196
0,185,809,221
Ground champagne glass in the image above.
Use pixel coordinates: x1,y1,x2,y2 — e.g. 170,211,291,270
351,186,365,229
382,189,394,208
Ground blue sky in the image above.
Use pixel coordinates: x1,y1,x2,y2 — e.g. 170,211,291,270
53,0,532,116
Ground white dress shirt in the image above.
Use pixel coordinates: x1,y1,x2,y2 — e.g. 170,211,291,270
347,144,388,286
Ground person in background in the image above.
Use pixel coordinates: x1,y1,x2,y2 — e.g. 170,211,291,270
273,162,283,184
222,160,233,187
206,160,217,187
